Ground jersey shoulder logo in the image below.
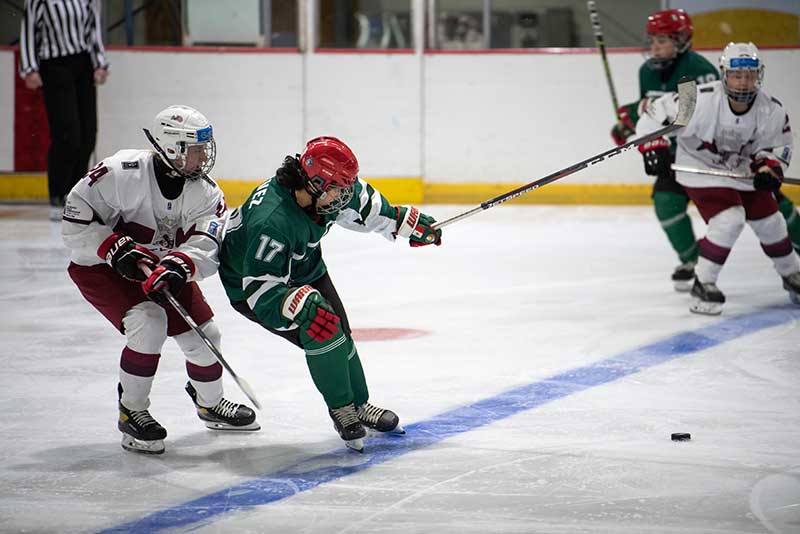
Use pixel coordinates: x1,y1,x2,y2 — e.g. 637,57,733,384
122,161,139,169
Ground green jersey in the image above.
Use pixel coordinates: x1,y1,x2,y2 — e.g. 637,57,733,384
219,177,400,329
622,51,719,128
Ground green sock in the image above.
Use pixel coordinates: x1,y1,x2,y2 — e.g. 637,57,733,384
653,191,698,263
777,195,800,252
303,332,354,409
348,347,369,407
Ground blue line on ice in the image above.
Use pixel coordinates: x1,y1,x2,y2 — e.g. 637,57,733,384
100,306,799,533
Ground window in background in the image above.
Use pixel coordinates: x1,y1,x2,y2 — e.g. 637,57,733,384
429,0,658,49
104,0,182,47
102,1,297,48
318,0,411,49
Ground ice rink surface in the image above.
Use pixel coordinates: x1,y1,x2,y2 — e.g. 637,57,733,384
1,203,799,534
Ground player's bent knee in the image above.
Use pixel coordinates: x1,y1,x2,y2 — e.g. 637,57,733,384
748,211,786,244
175,319,221,366
122,301,168,354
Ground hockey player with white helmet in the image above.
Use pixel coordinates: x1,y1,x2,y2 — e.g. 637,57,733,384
62,105,259,455
636,42,800,315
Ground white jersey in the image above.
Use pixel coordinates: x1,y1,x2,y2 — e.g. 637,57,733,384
636,80,792,191
62,149,226,281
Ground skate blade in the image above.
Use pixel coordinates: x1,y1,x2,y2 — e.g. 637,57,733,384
345,438,364,453
120,434,165,455
673,279,693,292
690,299,723,315
203,420,261,431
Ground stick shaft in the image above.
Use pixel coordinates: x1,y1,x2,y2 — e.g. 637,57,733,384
432,79,697,231
587,1,620,118
672,164,800,185
141,266,261,409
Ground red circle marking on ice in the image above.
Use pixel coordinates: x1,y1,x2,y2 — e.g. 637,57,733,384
350,328,428,341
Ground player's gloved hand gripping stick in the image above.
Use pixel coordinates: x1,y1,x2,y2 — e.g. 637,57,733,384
425,79,698,239
141,265,262,410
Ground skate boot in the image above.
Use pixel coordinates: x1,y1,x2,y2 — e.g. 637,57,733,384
328,403,366,453
185,382,260,431
671,261,696,292
357,402,405,435
782,272,800,305
690,279,725,315
118,402,167,455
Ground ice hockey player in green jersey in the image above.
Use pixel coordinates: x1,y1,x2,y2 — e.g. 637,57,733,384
612,9,800,289
218,136,442,452
611,9,718,291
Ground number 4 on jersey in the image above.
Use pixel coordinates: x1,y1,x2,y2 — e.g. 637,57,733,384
255,235,285,262
84,162,109,187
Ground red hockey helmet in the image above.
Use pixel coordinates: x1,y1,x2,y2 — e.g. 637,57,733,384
300,136,358,214
646,9,693,54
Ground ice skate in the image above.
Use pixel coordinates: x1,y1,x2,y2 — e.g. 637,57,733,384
328,403,366,452
671,260,695,292
357,402,405,435
783,272,800,305
690,279,725,315
185,382,260,431
118,402,167,455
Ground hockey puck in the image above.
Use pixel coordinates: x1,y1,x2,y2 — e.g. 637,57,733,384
671,432,691,441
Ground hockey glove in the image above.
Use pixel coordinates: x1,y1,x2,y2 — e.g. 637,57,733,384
610,104,637,146
141,254,192,304
281,285,341,342
395,206,442,247
750,156,783,192
98,233,158,282
638,138,672,180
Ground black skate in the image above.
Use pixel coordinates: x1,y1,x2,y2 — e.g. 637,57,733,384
783,272,800,305
118,402,167,455
328,403,366,453
690,279,725,315
671,261,696,292
357,402,405,435
185,382,260,431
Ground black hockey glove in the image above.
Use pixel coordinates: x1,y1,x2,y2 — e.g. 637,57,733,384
638,138,672,180
750,156,783,192
141,254,192,304
98,233,159,282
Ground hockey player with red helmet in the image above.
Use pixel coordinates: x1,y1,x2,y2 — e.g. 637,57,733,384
218,136,441,452
611,9,719,291
636,43,800,315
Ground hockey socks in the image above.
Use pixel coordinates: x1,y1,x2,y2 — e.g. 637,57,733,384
654,191,698,263
303,332,356,409
776,194,800,253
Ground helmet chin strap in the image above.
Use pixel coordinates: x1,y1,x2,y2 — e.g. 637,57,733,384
143,128,190,178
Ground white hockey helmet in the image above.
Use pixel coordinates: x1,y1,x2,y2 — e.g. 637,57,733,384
144,105,216,179
719,42,764,103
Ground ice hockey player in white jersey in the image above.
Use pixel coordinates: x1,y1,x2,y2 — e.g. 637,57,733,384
636,42,800,315
62,105,259,455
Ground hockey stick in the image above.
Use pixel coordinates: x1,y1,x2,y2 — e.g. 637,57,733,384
142,266,262,410
429,78,698,234
587,1,621,119
671,164,800,186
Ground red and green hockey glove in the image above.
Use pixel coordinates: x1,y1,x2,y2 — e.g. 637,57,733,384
282,285,341,342
395,206,442,247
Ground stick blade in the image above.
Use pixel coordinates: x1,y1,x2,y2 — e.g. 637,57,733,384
674,77,697,127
